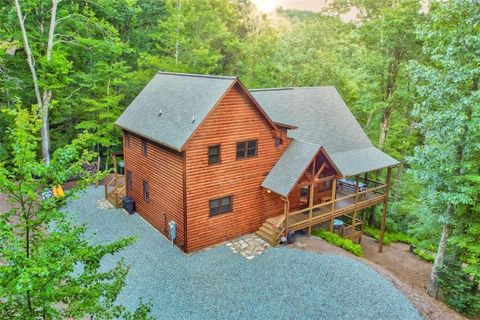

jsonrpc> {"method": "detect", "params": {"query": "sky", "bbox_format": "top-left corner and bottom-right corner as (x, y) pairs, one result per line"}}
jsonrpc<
(252, 0), (331, 12)
(251, 0), (359, 21)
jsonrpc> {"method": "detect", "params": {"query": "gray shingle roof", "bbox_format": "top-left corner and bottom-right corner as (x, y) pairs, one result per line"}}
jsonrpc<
(116, 73), (399, 196)
(251, 87), (372, 153)
(115, 72), (236, 150)
(261, 140), (321, 197)
(251, 87), (399, 171)
(330, 147), (399, 176)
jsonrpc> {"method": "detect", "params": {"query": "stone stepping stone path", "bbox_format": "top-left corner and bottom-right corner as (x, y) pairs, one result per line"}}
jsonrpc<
(97, 198), (114, 210)
(225, 234), (270, 260)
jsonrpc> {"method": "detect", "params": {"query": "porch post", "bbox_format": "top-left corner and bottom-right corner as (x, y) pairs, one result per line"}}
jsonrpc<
(308, 182), (314, 235)
(379, 167), (392, 253)
(354, 175), (359, 204)
(284, 198), (289, 238)
(330, 178), (337, 232)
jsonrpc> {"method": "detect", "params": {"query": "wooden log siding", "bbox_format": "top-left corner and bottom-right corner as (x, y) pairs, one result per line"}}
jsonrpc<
(123, 132), (185, 247)
(184, 84), (291, 252)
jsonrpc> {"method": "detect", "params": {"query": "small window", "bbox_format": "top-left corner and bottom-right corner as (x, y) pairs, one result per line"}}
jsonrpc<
(208, 145), (220, 165)
(236, 140), (257, 160)
(125, 132), (130, 148)
(143, 180), (149, 202)
(126, 170), (133, 191)
(275, 138), (283, 147)
(141, 138), (148, 156)
(209, 196), (232, 216)
(300, 186), (309, 197)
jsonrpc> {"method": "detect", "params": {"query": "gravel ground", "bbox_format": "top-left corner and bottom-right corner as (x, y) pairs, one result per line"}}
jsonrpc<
(65, 186), (422, 320)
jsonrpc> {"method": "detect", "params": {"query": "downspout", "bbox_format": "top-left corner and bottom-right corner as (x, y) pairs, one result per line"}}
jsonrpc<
(281, 196), (289, 238)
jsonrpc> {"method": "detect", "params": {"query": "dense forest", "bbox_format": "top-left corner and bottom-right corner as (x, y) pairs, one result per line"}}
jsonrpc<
(0, 0), (479, 318)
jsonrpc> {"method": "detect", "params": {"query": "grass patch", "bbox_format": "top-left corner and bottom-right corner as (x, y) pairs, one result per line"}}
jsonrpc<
(412, 248), (435, 263)
(312, 229), (363, 256)
(363, 227), (415, 245)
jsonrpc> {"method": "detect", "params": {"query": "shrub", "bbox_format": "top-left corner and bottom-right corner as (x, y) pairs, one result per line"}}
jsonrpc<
(363, 227), (415, 245)
(412, 248), (435, 263)
(312, 229), (363, 256)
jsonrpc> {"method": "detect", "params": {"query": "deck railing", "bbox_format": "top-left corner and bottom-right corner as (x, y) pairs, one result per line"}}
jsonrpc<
(104, 175), (125, 208)
(285, 183), (387, 232)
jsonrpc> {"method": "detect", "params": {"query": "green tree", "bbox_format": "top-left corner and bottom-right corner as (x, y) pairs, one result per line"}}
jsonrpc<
(409, 0), (480, 302)
(150, 0), (241, 74)
(0, 107), (152, 319)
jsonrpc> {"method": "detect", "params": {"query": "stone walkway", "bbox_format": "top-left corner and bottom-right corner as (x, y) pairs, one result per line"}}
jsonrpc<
(97, 198), (114, 210)
(225, 234), (270, 260)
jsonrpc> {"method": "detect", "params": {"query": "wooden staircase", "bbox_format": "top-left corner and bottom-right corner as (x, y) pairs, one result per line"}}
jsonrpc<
(256, 215), (285, 246)
(104, 175), (125, 208)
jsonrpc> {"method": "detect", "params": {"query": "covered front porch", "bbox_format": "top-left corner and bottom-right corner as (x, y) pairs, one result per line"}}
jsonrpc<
(258, 141), (395, 252)
(260, 175), (390, 245)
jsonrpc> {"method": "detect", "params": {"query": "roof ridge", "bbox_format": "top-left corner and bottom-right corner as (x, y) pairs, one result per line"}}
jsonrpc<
(250, 86), (334, 92)
(157, 71), (236, 80)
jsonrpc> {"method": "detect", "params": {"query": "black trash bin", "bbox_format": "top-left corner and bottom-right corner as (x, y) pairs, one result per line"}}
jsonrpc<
(287, 231), (296, 244)
(123, 196), (135, 214)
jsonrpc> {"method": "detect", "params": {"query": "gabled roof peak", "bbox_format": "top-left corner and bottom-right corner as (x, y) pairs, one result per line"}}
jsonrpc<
(156, 71), (236, 80)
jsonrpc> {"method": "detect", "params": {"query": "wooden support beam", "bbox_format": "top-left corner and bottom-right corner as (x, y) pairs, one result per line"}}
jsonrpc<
(330, 178), (337, 232)
(284, 198), (289, 238)
(299, 175), (335, 187)
(308, 182), (314, 235)
(352, 210), (357, 241)
(308, 157), (316, 235)
(379, 167), (392, 253)
(354, 175), (359, 204)
(314, 162), (327, 179)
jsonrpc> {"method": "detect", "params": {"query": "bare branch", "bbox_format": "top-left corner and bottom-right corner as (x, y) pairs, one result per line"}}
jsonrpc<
(13, 0), (43, 108)
(64, 86), (82, 100)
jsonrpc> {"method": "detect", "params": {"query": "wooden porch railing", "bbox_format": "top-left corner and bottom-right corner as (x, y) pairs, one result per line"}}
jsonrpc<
(104, 175), (125, 208)
(284, 184), (387, 235)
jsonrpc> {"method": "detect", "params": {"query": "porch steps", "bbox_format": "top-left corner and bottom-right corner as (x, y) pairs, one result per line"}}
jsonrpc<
(255, 218), (282, 246)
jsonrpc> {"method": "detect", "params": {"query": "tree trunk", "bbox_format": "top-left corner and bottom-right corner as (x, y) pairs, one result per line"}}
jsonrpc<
(15, 0), (58, 164)
(394, 162), (403, 202)
(378, 110), (391, 150)
(427, 204), (452, 297)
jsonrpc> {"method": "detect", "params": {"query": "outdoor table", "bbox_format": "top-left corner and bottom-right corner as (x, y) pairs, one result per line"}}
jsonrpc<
(333, 219), (345, 236)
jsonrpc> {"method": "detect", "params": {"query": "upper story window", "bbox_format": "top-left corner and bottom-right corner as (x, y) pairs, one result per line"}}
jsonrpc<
(141, 138), (148, 156)
(126, 170), (133, 191)
(125, 131), (131, 148)
(275, 138), (283, 147)
(208, 145), (221, 165)
(236, 140), (257, 160)
(209, 196), (232, 216)
(143, 180), (149, 202)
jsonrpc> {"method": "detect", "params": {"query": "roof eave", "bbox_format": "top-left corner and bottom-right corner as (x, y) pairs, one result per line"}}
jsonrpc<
(115, 123), (183, 152)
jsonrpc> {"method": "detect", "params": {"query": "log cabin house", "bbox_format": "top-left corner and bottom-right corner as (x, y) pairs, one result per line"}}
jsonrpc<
(114, 72), (399, 253)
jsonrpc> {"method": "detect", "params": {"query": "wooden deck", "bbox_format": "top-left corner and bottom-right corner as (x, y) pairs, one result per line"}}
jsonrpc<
(257, 184), (387, 245)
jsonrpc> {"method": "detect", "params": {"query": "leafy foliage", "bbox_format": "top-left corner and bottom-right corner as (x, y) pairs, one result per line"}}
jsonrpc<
(312, 229), (363, 257)
(363, 226), (414, 245)
(1, 0), (479, 316)
(438, 252), (480, 318)
(0, 108), (152, 319)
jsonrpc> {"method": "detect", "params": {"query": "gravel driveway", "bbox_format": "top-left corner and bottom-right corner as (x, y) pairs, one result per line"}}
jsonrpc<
(66, 187), (422, 320)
